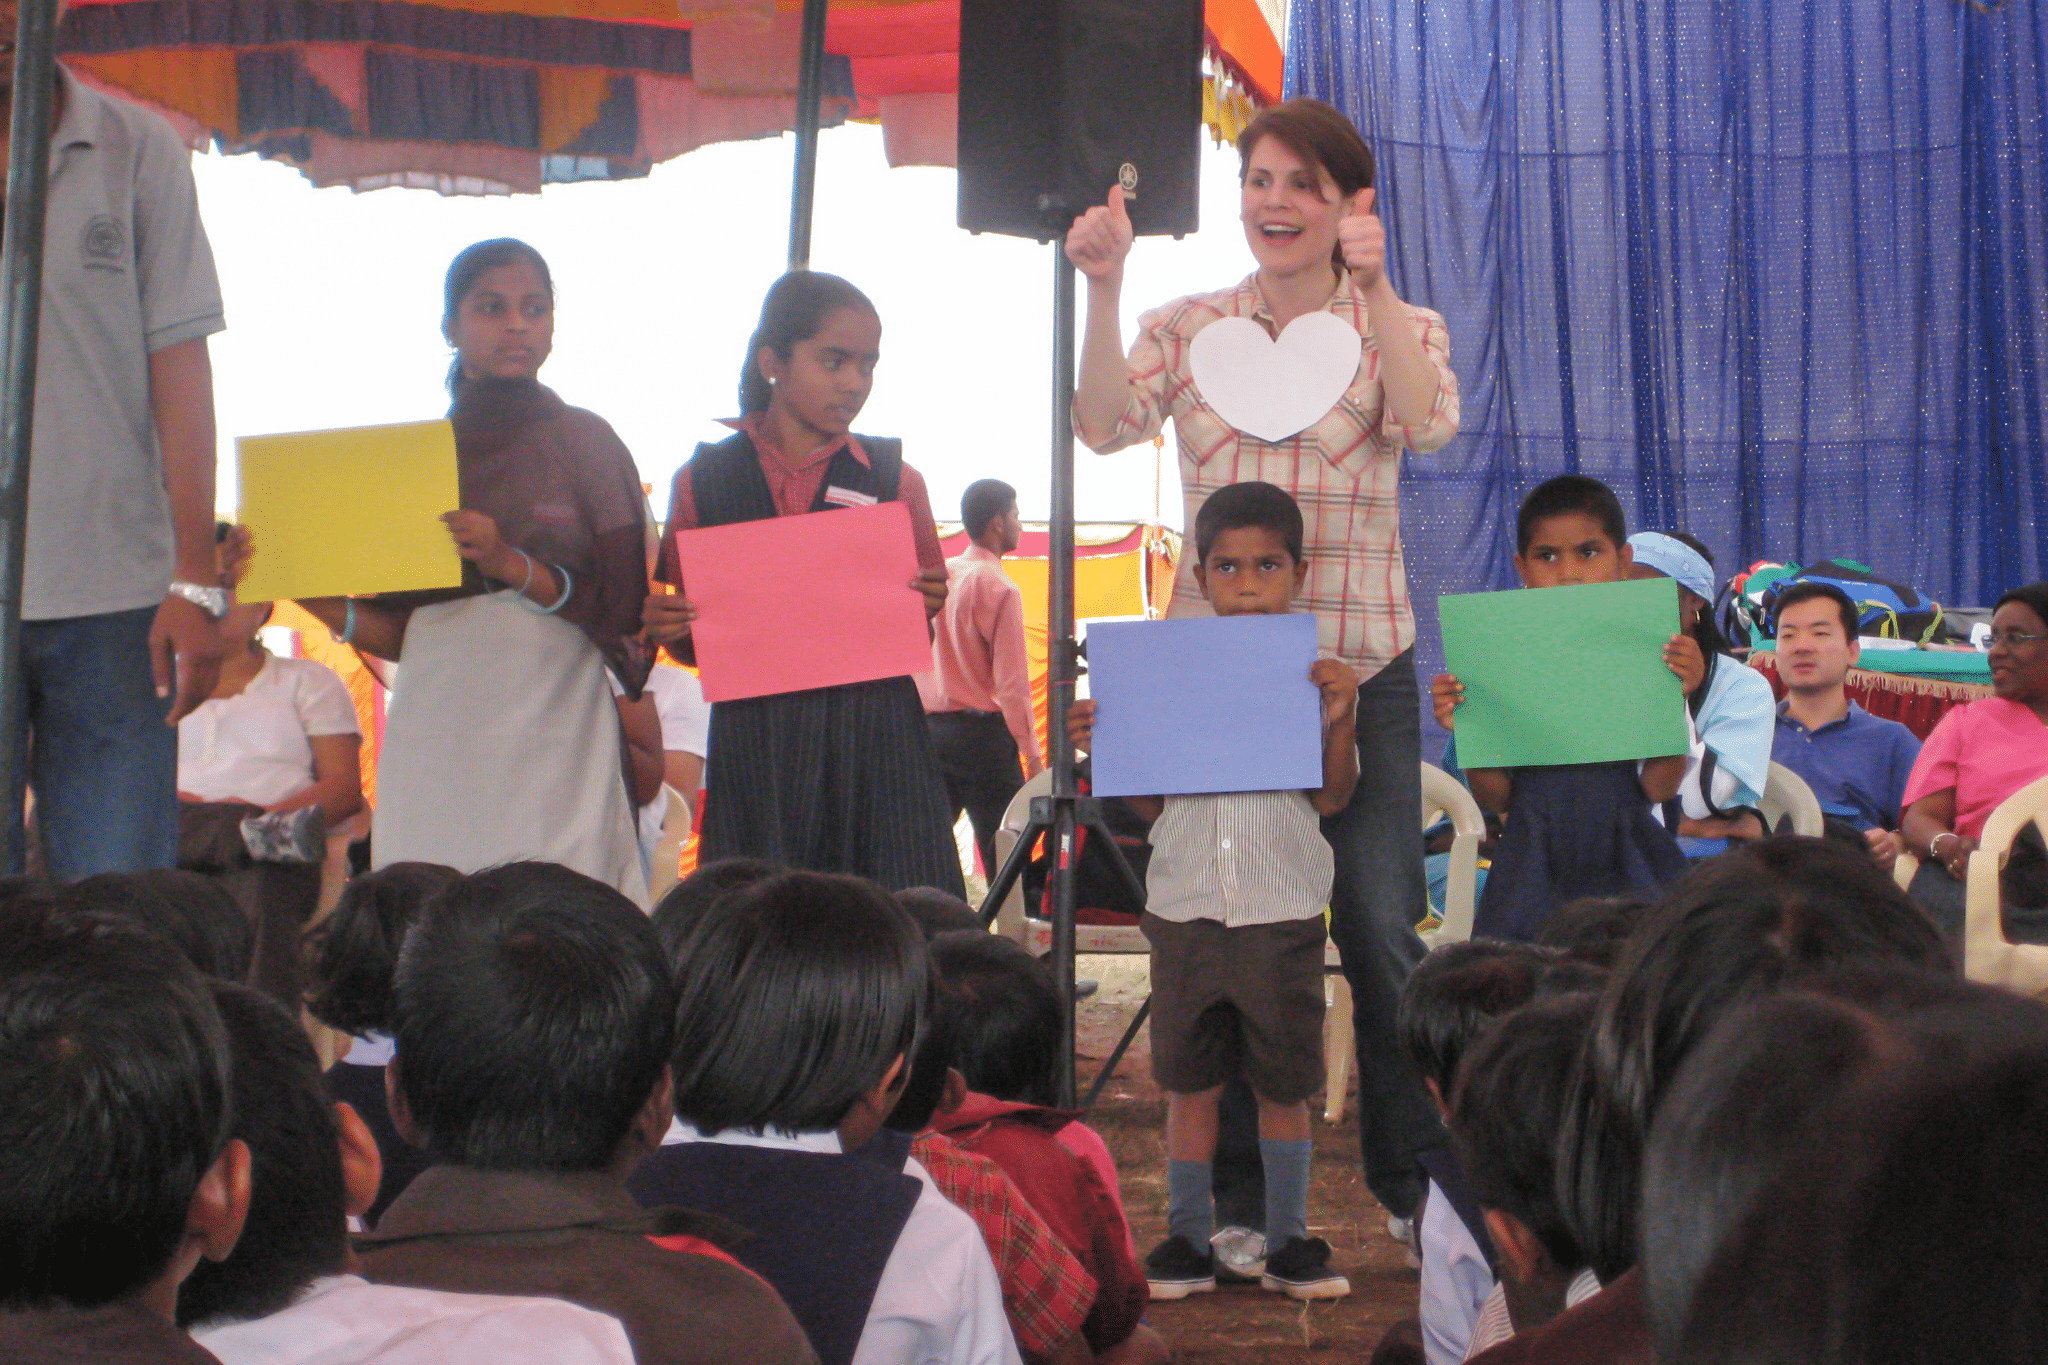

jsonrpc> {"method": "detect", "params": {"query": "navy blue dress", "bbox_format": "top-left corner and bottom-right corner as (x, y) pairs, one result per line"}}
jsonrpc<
(1472, 761), (1688, 943)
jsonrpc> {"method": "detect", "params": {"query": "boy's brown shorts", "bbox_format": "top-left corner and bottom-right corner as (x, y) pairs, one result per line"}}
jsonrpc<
(1140, 911), (1327, 1104)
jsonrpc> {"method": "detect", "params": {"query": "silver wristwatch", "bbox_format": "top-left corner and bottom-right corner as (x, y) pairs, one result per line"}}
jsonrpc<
(167, 579), (229, 619)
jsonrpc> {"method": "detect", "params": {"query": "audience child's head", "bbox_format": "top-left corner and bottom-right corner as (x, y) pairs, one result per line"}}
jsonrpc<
(1639, 968), (2033, 1360)
(897, 886), (983, 941)
(1626, 531), (1727, 649)
(177, 982), (381, 1329)
(1666, 980), (2048, 1365)
(303, 862), (459, 1040)
(650, 857), (779, 968)
(927, 931), (1063, 1108)
(1398, 938), (1557, 1113)
(389, 862), (677, 1174)
(1989, 581), (2048, 707)
(739, 270), (881, 435)
(0, 909), (248, 1314)
(1513, 476), (1630, 588)
(670, 872), (925, 1148)
(1772, 581), (1863, 693)
(1557, 835), (1950, 1282)
(1450, 993), (1599, 1314)
(1536, 896), (1649, 970)
(442, 238), (554, 388)
(62, 869), (253, 983)
(962, 479), (1022, 554)
(1192, 481), (1309, 617)
(885, 975), (958, 1136)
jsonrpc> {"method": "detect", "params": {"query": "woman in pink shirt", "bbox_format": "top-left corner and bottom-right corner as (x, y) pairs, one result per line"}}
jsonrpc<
(1901, 582), (2048, 940)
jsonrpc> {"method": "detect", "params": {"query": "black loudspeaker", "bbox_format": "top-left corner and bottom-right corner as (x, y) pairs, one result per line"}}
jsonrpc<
(957, 0), (1203, 241)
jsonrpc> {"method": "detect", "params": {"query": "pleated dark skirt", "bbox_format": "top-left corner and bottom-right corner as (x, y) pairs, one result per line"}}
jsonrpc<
(701, 674), (966, 895)
(1473, 761), (1689, 943)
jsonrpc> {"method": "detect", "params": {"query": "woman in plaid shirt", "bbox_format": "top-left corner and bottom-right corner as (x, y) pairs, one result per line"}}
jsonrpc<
(1064, 98), (1460, 1232)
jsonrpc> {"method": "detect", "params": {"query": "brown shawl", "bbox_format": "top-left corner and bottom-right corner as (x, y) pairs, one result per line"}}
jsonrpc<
(384, 377), (653, 695)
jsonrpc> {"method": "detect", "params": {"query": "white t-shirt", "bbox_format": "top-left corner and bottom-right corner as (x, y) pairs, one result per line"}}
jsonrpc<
(177, 654), (359, 808)
(1419, 1177), (1493, 1365)
(622, 666), (712, 857)
(663, 1124), (1021, 1365)
(192, 1273), (636, 1365)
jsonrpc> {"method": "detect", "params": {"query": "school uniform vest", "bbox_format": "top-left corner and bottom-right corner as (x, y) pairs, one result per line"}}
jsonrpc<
(627, 1140), (921, 1365)
(679, 430), (965, 894)
(687, 431), (905, 527)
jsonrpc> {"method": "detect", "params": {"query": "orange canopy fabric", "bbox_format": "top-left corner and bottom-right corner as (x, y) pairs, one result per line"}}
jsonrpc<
(58, 0), (1281, 192)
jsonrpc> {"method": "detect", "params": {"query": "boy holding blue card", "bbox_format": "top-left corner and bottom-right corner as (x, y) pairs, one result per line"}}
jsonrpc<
(1069, 482), (1359, 1303)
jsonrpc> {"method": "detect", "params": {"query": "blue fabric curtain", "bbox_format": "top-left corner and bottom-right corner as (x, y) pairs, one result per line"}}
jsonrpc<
(1290, 0), (2048, 694)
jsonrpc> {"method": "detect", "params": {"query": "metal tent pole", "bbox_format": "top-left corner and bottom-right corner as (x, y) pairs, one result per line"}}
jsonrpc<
(0, 0), (61, 873)
(785, 0), (829, 269)
(1045, 243), (1080, 1107)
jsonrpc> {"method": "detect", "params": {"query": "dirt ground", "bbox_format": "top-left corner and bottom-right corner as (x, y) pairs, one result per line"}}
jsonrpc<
(1073, 954), (1415, 1362)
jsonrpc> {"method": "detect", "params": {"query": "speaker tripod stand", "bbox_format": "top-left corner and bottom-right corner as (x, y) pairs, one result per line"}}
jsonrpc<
(974, 241), (1153, 1111)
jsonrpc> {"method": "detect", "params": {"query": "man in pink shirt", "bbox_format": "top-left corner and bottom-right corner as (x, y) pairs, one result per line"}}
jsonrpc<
(923, 480), (1046, 878)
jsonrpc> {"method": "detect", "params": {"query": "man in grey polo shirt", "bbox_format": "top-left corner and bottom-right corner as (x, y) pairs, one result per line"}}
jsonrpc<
(3, 26), (228, 879)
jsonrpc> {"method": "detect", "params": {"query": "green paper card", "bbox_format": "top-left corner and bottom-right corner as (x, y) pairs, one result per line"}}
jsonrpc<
(1439, 578), (1689, 769)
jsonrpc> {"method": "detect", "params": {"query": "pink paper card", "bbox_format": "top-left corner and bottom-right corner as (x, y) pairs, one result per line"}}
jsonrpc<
(674, 500), (932, 703)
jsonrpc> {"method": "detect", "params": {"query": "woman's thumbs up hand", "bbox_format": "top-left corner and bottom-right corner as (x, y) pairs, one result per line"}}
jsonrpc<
(1064, 184), (1135, 283)
(1337, 188), (1385, 289)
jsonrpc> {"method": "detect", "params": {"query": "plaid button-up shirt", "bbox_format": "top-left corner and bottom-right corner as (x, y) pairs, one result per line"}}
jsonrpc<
(1088, 271), (1460, 679)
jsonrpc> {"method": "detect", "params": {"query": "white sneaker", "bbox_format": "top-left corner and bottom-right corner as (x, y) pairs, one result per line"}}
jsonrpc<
(1209, 1225), (1268, 1282)
(1386, 1214), (1421, 1270)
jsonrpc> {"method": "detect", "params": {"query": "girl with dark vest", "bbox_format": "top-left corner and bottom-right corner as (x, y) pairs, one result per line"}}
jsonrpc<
(647, 272), (963, 894)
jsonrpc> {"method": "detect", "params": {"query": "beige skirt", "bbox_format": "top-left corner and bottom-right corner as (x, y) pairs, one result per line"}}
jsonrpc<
(373, 591), (648, 906)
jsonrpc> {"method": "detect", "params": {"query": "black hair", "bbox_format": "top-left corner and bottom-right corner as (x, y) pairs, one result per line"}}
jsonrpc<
(1535, 897), (1649, 970)
(886, 974), (951, 1135)
(1671, 990), (2048, 1365)
(1450, 992), (1598, 1272)
(442, 238), (553, 391)
(391, 863), (676, 1171)
(650, 857), (780, 971)
(1397, 939), (1557, 1097)
(63, 870), (253, 983)
(0, 909), (230, 1309)
(303, 863), (460, 1038)
(927, 931), (1062, 1109)
(738, 270), (878, 415)
(896, 887), (983, 941)
(1193, 480), (1306, 565)
(670, 872), (925, 1135)
(177, 983), (345, 1329)
(961, 479), (1018, 542)
(1515, 476), (1627, 556)
(1556, 836), (1950, 1282)
(1994, 581), (2048, 631)
(1771, 580), (1862, 640)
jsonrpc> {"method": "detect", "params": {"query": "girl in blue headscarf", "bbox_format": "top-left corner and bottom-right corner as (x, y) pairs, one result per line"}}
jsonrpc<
(1627, 532), (1778, 857)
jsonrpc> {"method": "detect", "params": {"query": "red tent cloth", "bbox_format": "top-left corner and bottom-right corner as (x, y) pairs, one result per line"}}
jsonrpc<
(57, 0), (1281, 192)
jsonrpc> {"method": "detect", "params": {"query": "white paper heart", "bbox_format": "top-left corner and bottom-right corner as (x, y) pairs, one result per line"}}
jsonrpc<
(1187, 311), (1364, 444)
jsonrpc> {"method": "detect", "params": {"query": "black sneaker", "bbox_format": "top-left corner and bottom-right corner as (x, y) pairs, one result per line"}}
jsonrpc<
(1261, 1236), (1352, 1300)
(1144, 1234), (1217, 1300)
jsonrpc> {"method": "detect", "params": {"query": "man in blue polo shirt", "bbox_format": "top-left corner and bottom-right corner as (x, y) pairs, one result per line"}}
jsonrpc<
(1769, 581), (1920, 872)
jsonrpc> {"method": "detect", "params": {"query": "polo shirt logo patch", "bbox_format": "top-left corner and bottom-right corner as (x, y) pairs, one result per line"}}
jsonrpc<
(81, 215), (128, 272)
(822, 485), (878, 508)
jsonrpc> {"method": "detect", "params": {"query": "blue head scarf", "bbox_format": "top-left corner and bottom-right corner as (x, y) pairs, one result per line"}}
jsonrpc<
(1627, 533), (1716, 603)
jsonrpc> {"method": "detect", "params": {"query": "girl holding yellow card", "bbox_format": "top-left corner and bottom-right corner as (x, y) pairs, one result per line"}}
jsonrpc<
(298, 239), (653, 901)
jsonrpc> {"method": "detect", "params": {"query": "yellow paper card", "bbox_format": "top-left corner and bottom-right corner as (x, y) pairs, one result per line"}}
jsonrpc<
(236, 421), (464, 604)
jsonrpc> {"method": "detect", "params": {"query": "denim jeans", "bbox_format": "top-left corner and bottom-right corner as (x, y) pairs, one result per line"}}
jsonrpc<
(8, 606), (178, 880)
(1320, 648), (1445, 1218)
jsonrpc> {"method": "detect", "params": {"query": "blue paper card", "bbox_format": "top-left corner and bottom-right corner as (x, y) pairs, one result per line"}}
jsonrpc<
(1087, 614), (1324, 798)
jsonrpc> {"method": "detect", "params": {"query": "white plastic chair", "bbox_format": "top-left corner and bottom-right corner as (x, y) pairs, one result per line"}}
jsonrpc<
(1960, 774), (2048, 998)
(1324, 763), (1487, 1121)
(1758, 761), (1826, 837)
(647, 784), (692, 904)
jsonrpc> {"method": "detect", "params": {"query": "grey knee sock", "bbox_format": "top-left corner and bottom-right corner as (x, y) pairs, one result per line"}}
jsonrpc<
(1166, 1159), (1215, 1248)
(1261, 1138), (1314, 1247)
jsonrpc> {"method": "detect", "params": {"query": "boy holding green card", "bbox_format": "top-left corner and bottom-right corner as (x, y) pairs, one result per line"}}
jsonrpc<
(1430, 476), (1692, 941)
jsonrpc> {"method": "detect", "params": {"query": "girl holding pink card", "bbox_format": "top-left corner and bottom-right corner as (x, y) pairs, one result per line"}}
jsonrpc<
(645, 272), (963, 895)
